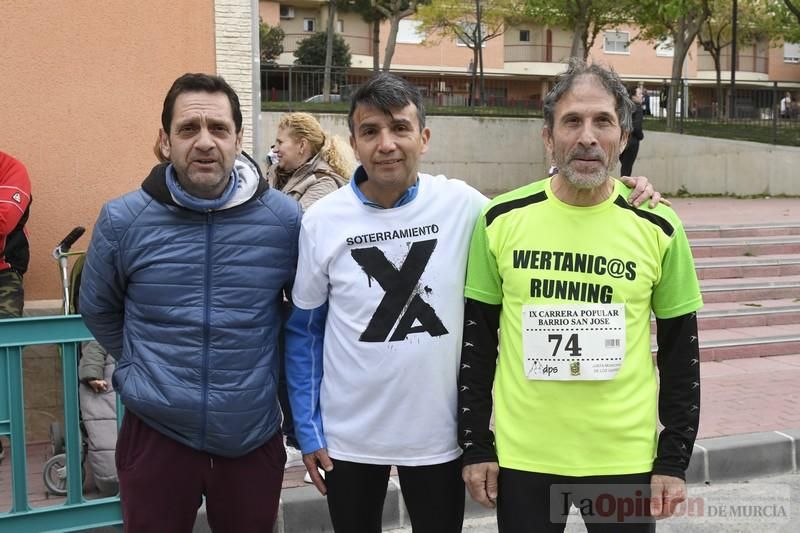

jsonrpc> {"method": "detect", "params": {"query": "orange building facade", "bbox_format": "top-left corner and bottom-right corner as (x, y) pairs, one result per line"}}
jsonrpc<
(1, 1), (262, 302)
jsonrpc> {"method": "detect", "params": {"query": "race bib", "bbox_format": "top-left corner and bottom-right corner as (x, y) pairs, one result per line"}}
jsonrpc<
(522, 303), (626, 381)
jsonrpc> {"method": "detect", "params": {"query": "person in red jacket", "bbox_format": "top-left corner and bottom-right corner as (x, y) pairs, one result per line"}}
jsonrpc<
(0, 150), (32, 463)
(0, 151), (32, 316)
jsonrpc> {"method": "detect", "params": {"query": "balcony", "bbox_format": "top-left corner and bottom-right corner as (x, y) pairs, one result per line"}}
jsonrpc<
(504, 43), (571, 64)
(282, 32), (370, 56)
(697, 52), (769, 76)
(277, 0), (326, 8)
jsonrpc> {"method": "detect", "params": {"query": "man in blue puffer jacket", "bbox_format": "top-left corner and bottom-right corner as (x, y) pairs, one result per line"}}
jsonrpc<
(79, 73), (301, 533)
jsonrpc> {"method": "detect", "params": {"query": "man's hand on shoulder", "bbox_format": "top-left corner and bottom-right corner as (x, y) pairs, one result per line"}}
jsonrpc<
(303, 448), (334, 495)
(463, 462), (499, 508)
(650, 474), (686, 519)
(620, 175), (671, 208)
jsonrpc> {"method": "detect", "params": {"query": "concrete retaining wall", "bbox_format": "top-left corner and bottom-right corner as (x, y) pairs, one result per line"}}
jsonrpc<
(262, 112), (800, 196)
(635, 133), (800, 197)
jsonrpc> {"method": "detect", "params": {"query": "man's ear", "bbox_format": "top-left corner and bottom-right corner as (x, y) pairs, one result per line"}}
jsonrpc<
(159, 129), (170, 160)
(236, 128), (244, 155)
(350, 135), (361, 162)
(419, 127), (431, 155)
(541, 126), (554, 154)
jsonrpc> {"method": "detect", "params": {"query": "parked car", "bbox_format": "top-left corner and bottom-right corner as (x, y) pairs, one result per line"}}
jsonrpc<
(304, 94), (342, 103)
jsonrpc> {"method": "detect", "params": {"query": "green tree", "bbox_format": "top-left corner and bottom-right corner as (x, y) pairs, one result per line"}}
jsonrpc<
(417, 0), (525, 104)
(322, 1), (372, 99)
(259, 19), (285, 63)
(346, 0), (388, 71)
(632, 0), (712, 130)
(323, 1), (338, 102)
(784, 0), (800, 25)
(294, 31), (353, 67)
(341, 0), (433, 72)
(374, 0), (427, 71)
(522, 0), (628, 60)
(294, 31), (352, 95)
(698, 0), (782, 118)
(772, 0), (800, 41)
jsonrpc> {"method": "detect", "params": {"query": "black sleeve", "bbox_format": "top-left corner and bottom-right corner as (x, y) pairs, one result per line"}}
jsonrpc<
(459, 297), (502, 466)
(653, 312), (701, 479)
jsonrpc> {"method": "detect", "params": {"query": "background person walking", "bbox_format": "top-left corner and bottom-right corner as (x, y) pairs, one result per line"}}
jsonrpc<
(619, 85), (645, 178)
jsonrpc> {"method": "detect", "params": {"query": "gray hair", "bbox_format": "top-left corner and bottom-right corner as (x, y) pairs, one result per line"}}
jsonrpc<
(348, 73), (426, 134)
(542, 59), (633, 136)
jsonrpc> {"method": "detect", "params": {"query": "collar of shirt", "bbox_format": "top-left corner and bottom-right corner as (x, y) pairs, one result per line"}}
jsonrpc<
(350, 165), (419, 209)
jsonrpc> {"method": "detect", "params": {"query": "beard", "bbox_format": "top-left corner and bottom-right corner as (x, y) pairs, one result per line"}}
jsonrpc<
(555, 145), (618, 190)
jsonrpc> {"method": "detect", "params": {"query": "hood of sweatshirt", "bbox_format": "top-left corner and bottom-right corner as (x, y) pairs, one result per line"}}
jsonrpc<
(141, 152), (269, 211)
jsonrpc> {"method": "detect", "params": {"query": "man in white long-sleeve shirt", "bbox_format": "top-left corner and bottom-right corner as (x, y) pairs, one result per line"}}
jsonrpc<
(285, 72), (662, 533)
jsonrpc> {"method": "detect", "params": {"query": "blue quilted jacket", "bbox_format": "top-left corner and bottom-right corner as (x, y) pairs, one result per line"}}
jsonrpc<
(79, 156), (301, 457)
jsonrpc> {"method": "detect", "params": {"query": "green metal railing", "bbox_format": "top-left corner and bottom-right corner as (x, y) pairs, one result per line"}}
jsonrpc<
(0, 315), (122, 532)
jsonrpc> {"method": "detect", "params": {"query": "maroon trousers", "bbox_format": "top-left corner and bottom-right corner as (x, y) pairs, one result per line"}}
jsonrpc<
(116, 411), (285, 532)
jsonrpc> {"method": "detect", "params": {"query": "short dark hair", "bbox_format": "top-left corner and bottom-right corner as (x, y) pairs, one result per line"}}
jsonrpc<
(543, 59), (633, 135)
(348, 73), (426, 134)
(161, 73), (243, 134)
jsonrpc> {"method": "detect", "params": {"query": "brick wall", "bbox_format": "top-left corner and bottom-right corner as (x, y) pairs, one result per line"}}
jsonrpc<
(215, 0), (258, 154)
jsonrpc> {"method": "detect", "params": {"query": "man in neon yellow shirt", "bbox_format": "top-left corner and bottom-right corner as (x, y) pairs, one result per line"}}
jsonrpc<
(460, 60), (702, 532)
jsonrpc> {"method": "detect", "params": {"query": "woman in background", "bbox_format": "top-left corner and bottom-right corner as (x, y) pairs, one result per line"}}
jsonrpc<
(268, 112), (355, 211)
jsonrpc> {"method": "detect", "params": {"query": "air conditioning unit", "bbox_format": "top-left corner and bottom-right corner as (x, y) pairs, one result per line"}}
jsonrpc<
(279, 6), (295, 19)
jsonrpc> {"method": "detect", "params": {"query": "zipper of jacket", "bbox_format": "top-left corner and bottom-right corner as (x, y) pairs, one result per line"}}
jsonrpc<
(200, 210), (213, 448)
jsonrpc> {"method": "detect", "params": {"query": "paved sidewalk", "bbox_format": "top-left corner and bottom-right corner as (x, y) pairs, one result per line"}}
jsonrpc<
(669, 197), (800, 440)
(700, 355), (800, 438)
(667, 197), (800, 226)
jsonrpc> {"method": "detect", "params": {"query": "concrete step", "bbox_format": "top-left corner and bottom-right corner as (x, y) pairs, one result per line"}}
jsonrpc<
(694, 254), (800, 280)
(655, 220), (800, 360)
(649, 299), (800, 330)
(652, 324), (800, 362)
(686, 222), (800, 240)
(698, 275), (800, 303)
(695, 299), (800, 330)
(690, 235), (800, 258)
(698, 333), (800, 362)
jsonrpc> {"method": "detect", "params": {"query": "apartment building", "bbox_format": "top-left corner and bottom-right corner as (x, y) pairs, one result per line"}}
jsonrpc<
(261, 0), (800, 109)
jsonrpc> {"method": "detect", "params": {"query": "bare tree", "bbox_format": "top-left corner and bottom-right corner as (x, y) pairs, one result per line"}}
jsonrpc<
(633, 0), (712, 129)
(373, 0), (422, 71)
